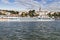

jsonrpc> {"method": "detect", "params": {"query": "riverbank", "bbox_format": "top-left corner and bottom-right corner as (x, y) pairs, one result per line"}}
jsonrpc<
(0, 18), (55, 22)
(0, 18), (8, 21)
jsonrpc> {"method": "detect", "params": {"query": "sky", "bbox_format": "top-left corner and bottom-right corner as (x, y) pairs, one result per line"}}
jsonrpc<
(0, 0), (60, 11)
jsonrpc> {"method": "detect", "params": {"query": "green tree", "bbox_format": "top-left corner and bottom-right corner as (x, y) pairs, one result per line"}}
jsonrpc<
(57, 12), (60, 17)
(47, 12), (52, 18)
(8, 11), (19, 14)
(20, 12), (28, 17)
(28, 10), (36, 17)
(52, 12), (57, 18)
(0, 12), (6, 15)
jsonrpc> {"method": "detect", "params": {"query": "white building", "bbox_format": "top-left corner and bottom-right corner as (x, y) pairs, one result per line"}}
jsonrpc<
(36, 11), (50, 18)
(5, 12), (11, 16)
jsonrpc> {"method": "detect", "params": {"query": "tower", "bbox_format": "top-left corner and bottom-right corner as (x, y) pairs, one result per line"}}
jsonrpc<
(39, 7), (41, 12)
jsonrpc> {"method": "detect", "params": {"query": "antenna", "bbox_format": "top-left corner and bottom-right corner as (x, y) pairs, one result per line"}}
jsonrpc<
(39, 7), (41, 12)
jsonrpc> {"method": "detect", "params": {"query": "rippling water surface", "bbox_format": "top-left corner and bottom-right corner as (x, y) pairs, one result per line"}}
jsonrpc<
(0, 21), (60, 40)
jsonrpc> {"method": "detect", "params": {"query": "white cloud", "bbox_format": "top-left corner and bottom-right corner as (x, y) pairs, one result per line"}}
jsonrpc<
(1, 0), (60, 11)
(11, 0), (41, 10)
(1, 0), (41, 10)
(46, 1), (60, 11)
(1, 0), (10, 4)
(41, 0), (47, 4)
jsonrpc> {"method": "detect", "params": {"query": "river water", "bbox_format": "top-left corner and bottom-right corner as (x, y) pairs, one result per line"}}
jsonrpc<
(0, 21), (60, 40)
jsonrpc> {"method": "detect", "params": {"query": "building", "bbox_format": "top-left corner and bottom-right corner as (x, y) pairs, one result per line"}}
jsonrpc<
(36, 8), (50, 18)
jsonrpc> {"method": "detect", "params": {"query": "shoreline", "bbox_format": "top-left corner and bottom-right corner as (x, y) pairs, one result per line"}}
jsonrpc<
(0, 17), (55, 22)
(0, 19), (55, 22)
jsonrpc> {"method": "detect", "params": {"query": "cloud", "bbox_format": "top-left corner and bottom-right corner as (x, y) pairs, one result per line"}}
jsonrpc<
(1, 0), (41, 10)
(14, 0), (41, 10)
(46, 1), (60, 11)
(1, 0), (60, 11)
(1, 0), (10, 4)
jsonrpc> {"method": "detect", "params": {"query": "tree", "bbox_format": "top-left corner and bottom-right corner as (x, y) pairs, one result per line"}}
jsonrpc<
(0, 12), (6, 15)
(28, 10), (36, 17)
(57, 12), (60, 17)
(8, 11), (19, 14)
(47, 12), (52, 18)
(20, 12), (28, 17)
(52, 12), (57, 18)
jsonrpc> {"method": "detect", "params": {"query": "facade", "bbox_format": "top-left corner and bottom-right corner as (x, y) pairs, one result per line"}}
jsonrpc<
(36, 11), (50, 18)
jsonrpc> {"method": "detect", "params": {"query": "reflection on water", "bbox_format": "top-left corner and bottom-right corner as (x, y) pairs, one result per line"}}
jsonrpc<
(0, 21), (60, 40)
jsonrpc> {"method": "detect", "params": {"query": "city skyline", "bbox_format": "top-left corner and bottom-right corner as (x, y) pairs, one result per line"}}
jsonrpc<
(0, 0), (60, 11)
